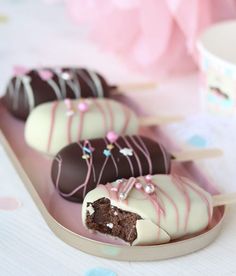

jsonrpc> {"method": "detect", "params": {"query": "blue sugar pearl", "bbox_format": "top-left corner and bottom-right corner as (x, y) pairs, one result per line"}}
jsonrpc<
(83, 146), (92, 154)
(103, 149), (111, 157)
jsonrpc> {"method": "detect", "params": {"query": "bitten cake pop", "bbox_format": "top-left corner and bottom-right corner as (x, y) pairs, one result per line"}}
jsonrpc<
(51, 135), (222, 203)
(24, 98), (181, 155)
(3, 66), (155, 120)
(82, 174), (213, 245)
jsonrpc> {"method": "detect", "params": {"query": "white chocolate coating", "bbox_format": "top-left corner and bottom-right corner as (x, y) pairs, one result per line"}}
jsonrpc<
(24, 98), (138, 155)
(82, 174), (213, 246)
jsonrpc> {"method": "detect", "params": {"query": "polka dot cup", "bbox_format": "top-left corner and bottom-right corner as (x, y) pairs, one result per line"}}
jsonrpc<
(198, 20), (236, 115)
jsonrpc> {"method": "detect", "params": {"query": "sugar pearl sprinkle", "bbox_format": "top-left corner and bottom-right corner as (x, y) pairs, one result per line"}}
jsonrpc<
(61, 71), (72, 80)
(119, 147), (133, 156)
(106, 131), (119, 144)
(13, 65), (28, 77)
(113, 177), (156, 200)
(144, 184), (155, 194)
(106, 144), (114, 150)
(119, 192), (125, 200)
(135, 182), (142, 190)
(38, 69), (53, 81)
(145, 174), (152, 181)
(66, 110), (74, 117)
(103, 149), (111, 157)
(83, 146), (93, 154)
(82, 154), (90, 160)
(78, 102), (89, 112)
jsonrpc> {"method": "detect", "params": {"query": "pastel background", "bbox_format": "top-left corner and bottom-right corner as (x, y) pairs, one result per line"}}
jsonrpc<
(58, 0), (236, 77)
(1, 1), (236, 275)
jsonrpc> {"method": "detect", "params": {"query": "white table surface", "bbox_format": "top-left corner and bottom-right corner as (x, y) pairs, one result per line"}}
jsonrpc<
(1, 1), (236, 275)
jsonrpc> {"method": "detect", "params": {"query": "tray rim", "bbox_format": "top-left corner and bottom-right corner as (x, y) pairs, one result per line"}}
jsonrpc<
(0, 130), (227, 261)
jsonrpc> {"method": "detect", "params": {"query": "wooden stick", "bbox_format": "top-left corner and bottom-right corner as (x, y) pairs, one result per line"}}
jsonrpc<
(139, 115), (184, 126)
(173, 148), (223, 162)
(213, 193), (236, 207)
(112, 82), (158, 94)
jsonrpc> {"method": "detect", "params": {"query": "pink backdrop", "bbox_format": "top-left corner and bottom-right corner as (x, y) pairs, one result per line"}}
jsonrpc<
(56, 0), (236, 77)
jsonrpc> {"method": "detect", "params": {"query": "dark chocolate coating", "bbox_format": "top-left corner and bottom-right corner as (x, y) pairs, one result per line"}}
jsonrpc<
(51, 135), (171, 203)
(3, 67), (110, 120)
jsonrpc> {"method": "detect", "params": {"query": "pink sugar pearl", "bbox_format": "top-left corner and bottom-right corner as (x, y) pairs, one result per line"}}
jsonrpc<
(106, 131), (119, 143)
(13, 65), (28, 76)
(78, 102), (89, 112)
(38, 69), (53, 80)
(64, 98), (72, 108)
(135, 182), (142, 190)
(145, 174), (152, 181)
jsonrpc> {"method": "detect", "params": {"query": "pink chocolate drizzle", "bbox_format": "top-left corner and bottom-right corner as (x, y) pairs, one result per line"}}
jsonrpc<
(93, 99), (108, 134)
(120, 104), (132, 134)
(102, 174), (212, 239)
(55, 136), (166, 200)
(122, 137), (143, 176)
(104, 139), (119, 178)
(67, 112), (74, 143)
(47, 101), (59, 152)
(105, 99), (114, 131)
(114, 141), (135, 175)
(130, 136), (153, 174)
(174, 175), (212, 225)
(47, 98), (133, 154)
(56, 141), (94, 198)
(77, 110), (84, 141)
(172, 174), (191, 231)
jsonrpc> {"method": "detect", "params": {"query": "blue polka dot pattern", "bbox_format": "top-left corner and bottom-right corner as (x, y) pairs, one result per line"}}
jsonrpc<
(187, 135), (207, 148)
(85, 267), (117, 276)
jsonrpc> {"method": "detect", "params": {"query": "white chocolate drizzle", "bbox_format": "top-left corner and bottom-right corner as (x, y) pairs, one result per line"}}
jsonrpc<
(7, 68), (106, 115)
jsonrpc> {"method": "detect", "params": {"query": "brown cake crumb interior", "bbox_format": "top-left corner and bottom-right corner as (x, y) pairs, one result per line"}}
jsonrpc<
(86, 198), (142, 244)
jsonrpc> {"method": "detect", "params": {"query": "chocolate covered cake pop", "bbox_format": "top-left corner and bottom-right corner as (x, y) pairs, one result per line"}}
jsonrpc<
(51, 135), (171, 203)
(4, 67), (110, 120)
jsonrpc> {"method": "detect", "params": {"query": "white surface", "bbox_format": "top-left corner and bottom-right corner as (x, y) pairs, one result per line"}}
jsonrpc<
(1, 1), (236, 275)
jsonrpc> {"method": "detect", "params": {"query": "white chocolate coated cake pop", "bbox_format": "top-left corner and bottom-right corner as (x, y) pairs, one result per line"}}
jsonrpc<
(25, 98), (138, 155)
(82, 174), (213, 246)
